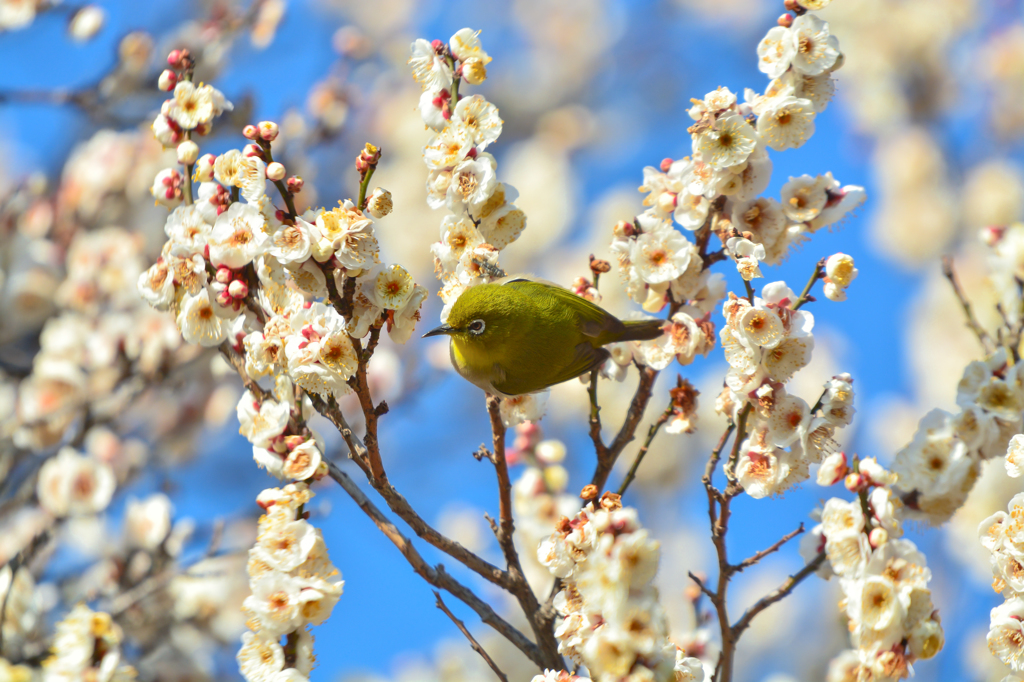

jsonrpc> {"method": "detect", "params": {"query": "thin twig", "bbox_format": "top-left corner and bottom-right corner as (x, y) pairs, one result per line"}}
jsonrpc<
(434, 591), (509, 682)
(792, 258), (825, 311)
(326, 460), (545, 667)
(731, 523), (804, 574)
(590, 366), (659, 492)
(731, 551), (827, 638)
(941, 255), (994, 353)
(617, 400), (674, 496)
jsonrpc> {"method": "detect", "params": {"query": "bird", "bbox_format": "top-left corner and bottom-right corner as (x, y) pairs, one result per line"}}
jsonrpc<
(422, 278), (665, 396)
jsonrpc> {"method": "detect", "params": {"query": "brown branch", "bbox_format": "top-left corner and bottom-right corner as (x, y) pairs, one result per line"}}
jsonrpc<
(791, 258), (825, 311)
(219, 343), (269, 402)
(587, 370), (608, 464)
(731, 551), (827, 638)
(590, 365), (658, 492)
(434, 591), (509, 682)
(486, 396), (565, 670)
(617, 400), (674, 496)
(731, 523), (804, 574)
(941, 255), (994, 353)
(326, 460), (545, 668)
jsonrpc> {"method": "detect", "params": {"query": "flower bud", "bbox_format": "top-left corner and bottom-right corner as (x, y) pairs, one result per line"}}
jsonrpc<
(69, 6), (105, 41)
(194, 153), (216, 182)
(157, 69), (177, 91)
(656, 191), (677, 214)
(981, 225), (1006, 247)
(613, 219), (635, 239)
(287, 176), (304, 193)
(543, 465), (568, 492)
(266, 162), (286, 181)
(783, 0), (801, 10)
(150, 168), (182, 209)
(228, 279), (248, 299)
(215, 266), (233, 284)
(536, 439), (566, 464)
(430, 38), (444, 54)
(243, 125), (259, 140)
(216, 290), (233, 307)
(843, 472), (863, 492)
(194, 121), (212, 136)
(176, 140), (199, 166)
(167, 48), (188, 68)
(868, 527), (888, 548)
(589, 255), (611, 275)
(244, 143), (264, 159)
(660, 157), (674, 172)
(580, 484), (598, 500)
(258, 120), (279, 141)
(778, 13), (793, 27)
(366, 187), (393, 218)
(823, 281), (847, 302)
(461, 57), (487, 85)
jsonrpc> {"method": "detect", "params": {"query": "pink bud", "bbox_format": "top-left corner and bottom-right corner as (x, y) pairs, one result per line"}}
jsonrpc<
(243, 124), (259, 140)
(158, 69), (177, 91)
(778, 13), (793, 27)
(287, 176), (304, 193)
(228, 279), (248, 299)
(243, 143), (264, 159)
(176, 140), (199, 166)
(194, 121), (212, 136)
(660, 157), (673, 172)
(266, 162), (286, 181)
(167, 49), (182, 67)
(258, 121), (279, 141)
(195, 153), (216, 182)
(466, 147), (478, 159)
(431, 38), (444, 54)
(982, 225), (1006, 247)
(216, 290), (233, 307)
(844, 473), (863, 492)
(355, 156), (368, 172)
(215, 266), (233, 284)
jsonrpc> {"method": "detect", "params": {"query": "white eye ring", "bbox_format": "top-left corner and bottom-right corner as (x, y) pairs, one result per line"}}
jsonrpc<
(469, 319), (485, 335)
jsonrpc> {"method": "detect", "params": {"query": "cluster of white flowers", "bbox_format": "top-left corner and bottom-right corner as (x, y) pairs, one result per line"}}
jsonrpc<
(410, 29), (549, 425)
(537, 494), (704, 682)
(238, 483), (342, 682)
(980, 492), (1024, 673)
(236, 383), (328, 481)
(718, 285), (855, 498)
(41, 604), (137, 682)
(889, 347), (1023, 525)
(808, 458), (943, 682)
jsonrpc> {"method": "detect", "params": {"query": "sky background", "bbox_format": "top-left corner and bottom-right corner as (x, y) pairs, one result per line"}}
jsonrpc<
(3, 0), (1022, 680)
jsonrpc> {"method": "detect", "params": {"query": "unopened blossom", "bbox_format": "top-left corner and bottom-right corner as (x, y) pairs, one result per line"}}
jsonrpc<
(818, 451), (848, 486)
(151, 167), (183, 208)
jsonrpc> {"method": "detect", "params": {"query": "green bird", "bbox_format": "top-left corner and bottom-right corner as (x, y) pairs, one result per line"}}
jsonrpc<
(422, 278), (665, 396)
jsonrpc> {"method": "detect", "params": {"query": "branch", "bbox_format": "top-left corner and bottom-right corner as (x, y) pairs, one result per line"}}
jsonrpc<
(326, 460), (545, 668)
(730, 523), (804, 574)
(486, 396), (565, 670)
(434, 591), (509, 682)
(791, 258), (825, 311)
(587, 370), (608, 464)
(731, 551), (827, 638)
(590, 365), (658, 492)
(941, 255), (994, 353)
(617, 400), (674, 496)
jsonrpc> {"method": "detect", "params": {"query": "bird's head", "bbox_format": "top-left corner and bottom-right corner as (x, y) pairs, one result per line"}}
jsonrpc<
(421, 284), (511, 346)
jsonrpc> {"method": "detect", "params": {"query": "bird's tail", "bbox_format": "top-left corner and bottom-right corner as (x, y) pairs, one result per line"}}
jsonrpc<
(617, 318), (666, 342)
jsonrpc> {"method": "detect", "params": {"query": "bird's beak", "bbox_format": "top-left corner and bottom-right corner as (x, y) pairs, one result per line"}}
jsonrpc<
(422, 324), (455, 338)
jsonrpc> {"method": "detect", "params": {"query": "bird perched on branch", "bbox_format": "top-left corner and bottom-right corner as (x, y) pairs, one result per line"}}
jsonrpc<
(423, 278), (664, 396)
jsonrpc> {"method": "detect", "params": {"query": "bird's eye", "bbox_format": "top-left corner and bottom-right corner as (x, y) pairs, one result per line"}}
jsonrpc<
(469, 319), (485, 335)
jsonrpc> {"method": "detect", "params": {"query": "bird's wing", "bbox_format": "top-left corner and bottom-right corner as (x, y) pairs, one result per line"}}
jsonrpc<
(502, 279), (625, 340)
(492, 342), (609, 395)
